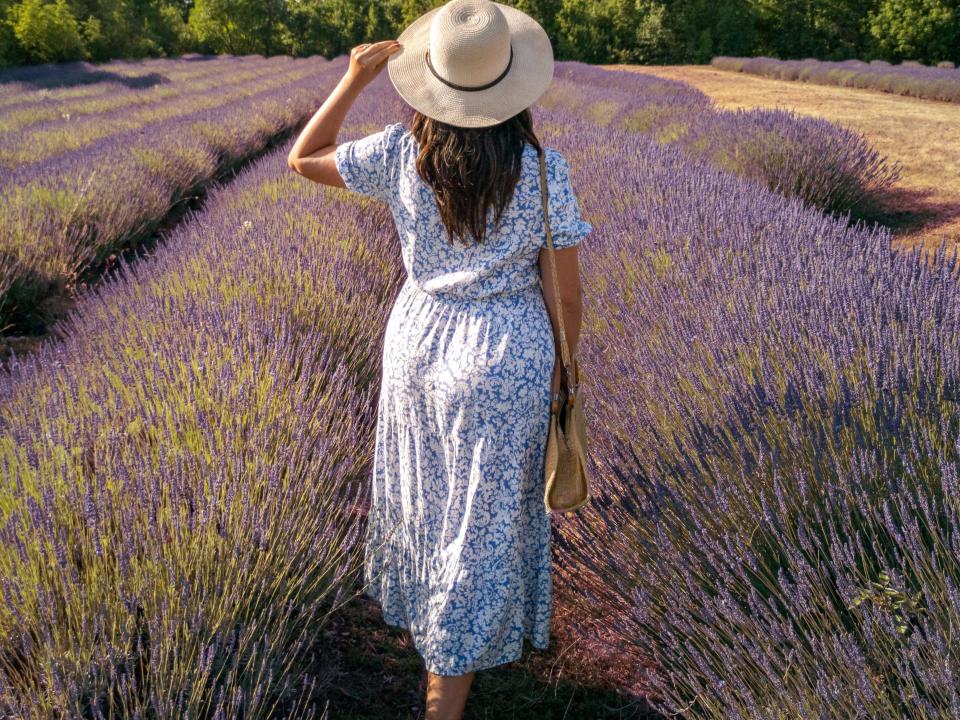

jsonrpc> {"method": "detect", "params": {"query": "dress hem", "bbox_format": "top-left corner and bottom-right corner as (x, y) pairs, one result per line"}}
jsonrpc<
(362, 587), (551, 676)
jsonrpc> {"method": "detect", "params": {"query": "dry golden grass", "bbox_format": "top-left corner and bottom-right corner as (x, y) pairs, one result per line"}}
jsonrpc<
(602, 64), (960, 253)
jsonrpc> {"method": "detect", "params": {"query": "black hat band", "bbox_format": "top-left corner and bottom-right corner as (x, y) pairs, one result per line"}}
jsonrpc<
(425, 44), (513, 92)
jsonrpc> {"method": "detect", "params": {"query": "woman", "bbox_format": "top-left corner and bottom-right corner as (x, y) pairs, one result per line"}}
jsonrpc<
(287, 1), (592, 717)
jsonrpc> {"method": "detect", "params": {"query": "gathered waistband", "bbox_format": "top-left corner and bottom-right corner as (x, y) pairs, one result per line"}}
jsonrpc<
(403, 278), (542, 306)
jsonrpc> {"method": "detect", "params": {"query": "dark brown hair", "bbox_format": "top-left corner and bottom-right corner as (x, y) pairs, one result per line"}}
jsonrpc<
(410, 108), (542, 246)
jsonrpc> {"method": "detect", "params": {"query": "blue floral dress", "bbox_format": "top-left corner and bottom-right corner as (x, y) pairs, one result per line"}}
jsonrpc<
(334, 121), (592, 676)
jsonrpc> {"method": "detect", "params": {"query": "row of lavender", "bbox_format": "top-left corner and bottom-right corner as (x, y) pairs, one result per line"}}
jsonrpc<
(0, 56), (320, 162)
(712, 55), (960, 103)
(0, 55), (347, 335)
(0, 81), (409, 717)
(2, 67), (958, 716)
(0, 53), (249, 95)
(550, 62), (900, 223)
(548, 114), (960, 715)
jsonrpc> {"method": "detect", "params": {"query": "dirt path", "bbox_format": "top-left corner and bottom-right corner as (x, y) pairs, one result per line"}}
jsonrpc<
(311, 579), (662, 719)
(602, 64), (960, 253)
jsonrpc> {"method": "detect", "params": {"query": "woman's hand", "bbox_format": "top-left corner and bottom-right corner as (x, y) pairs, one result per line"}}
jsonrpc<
(345, 40), (402, 89)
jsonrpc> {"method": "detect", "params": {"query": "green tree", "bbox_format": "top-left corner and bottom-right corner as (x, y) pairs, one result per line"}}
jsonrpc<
(63, 0), (186, 60)
(511, 0), (562, 43)
(615, 0), (673, 63)
(750, 0), (824, 57)
(813, 0), (876, 59)
(0, 0), (26, 64)
(189, 0), (288, 55)
(152, 2), (192, 56)
(7, 0), (86, 62)
(2, 0), (959, 70)
(282, 0), (335, 56)
(303, 0), (372, 54)
(867, 0), (958, 62)
(554, 0), (612, 62)
(365, 0), (401, 41)
(554, 0), (673, 63)
(663, 0), (756, 63)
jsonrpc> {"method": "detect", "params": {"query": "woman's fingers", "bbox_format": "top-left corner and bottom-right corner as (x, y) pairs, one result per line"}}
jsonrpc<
(363, 41), (402, 68)
(362, 39), (396, 52)
(348, 40), (402, 85)
(356, 40), (400, 64)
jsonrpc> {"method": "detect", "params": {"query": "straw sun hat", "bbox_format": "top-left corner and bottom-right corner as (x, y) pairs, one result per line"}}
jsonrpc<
(386, 0), (554, 128)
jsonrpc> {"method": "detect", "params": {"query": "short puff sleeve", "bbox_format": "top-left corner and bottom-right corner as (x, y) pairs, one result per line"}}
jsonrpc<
(334, 122), (405, 201)
(542, 148), (593, 250)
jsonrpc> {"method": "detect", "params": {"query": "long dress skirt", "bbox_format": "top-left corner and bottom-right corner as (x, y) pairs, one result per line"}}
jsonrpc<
(362, 277), (556, 676)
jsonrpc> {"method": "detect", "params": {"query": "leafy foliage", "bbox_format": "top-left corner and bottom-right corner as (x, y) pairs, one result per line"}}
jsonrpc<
(2, 0), (960, 67)
(867, 0), (959, 64)
(7, 0), (84, 62)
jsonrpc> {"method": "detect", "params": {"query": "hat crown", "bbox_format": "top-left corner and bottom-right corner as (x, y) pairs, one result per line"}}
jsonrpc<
(428, 0), (511, 88)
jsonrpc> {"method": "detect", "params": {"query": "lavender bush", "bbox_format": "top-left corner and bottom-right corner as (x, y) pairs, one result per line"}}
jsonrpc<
(0, 57), (317, 165)
(680, 108), (899, 218)
(540, 110), (960, 717)
(0, 55), (347, 334)
(0, 85), (408, 717)
(0, 54), (246, 94)
(712, 55), (960, 104)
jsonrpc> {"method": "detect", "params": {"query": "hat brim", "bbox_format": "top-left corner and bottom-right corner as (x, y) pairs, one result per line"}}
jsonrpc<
(387, 3), (554, 128)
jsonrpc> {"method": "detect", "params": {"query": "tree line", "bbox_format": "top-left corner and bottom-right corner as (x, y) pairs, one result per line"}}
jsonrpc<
(1, 0), (958, 68)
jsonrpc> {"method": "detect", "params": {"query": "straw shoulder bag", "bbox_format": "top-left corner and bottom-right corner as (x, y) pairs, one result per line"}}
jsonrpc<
(538, 149), (591, 515)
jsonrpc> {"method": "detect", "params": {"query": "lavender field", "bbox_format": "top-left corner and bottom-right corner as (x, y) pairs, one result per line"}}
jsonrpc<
(1, 57), (902, 344)
(0, 55), (346, 336)
(712, 56), (960, 104)
(1, 60), (958, 718)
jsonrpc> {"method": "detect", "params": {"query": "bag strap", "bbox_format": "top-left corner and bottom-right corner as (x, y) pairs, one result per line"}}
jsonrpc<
(538, 149), (576, 392)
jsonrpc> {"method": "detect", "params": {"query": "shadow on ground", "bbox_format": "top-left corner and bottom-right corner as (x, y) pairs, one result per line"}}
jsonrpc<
(0, 61), (169, 89)
(309, 579), (669, 720)
(876, 185), (960, 248)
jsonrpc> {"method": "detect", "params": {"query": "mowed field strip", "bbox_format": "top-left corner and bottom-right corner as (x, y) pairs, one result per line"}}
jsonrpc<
(605, 64), (960, 253)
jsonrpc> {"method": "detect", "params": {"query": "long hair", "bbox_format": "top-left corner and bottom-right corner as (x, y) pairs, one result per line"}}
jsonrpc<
(410, 108), (542, 246)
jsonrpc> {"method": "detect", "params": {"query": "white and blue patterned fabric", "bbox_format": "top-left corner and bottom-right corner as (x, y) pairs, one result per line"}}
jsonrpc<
(335, 121), (592, 675)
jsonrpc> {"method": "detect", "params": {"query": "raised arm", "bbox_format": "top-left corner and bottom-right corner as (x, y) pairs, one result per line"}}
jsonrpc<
(287, 40), (402, 187)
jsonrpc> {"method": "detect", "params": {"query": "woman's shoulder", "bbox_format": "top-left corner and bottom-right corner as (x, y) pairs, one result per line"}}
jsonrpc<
(527, 145), (571, 185)
(387, 122), (420, 162)
(542, 146), (568, 169)
(525, 143), (566, 166)
(522, 142), (559, 157)
(377, 122), (409, 150)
